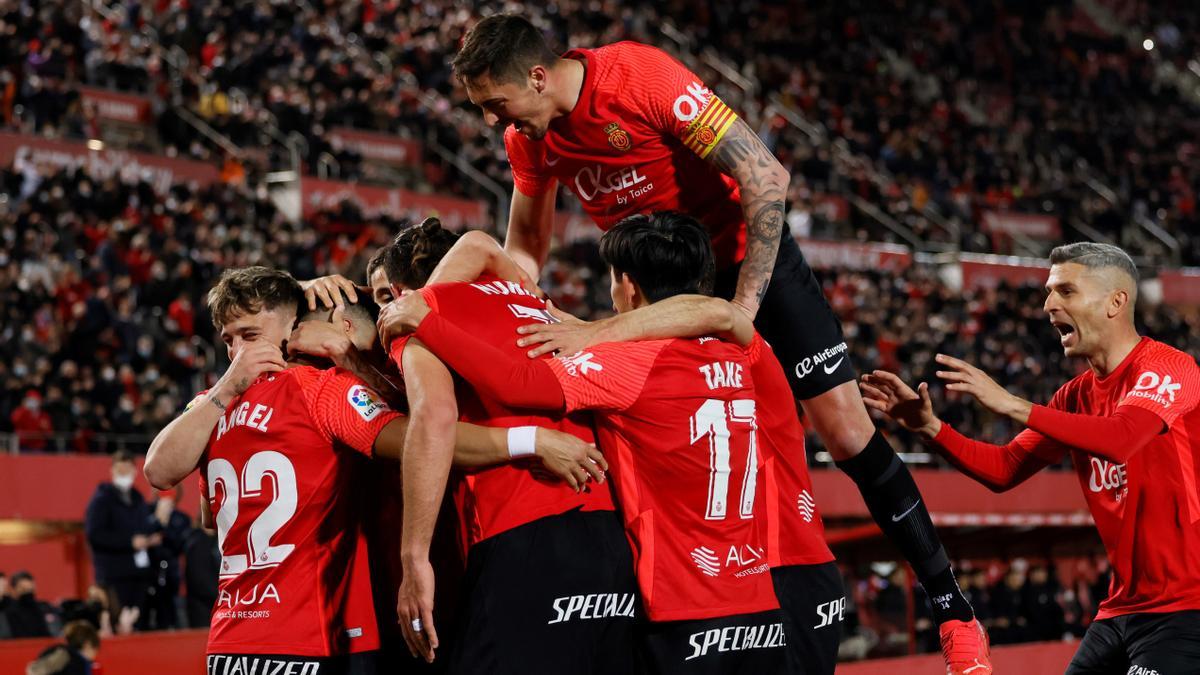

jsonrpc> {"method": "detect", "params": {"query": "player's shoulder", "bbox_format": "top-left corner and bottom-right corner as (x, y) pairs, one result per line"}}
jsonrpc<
(588, 41), (681, 91)
(1136, 337), (1199, 372)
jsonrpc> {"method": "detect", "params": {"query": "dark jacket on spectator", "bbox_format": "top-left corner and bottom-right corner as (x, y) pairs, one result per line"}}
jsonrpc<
(84, 483), (154, 585)
(6, 592), (52, 638)
(184, 527), (220, 629)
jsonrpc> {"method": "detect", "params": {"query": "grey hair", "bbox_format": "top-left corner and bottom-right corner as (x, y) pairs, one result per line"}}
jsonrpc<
(1049, 242), (1139, 284)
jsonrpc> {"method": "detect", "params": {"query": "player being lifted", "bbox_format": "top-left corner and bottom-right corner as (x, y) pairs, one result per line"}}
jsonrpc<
(862, 243), (1200, 673)
(143, 267), (610, 675)
(451, 13), (989, 671)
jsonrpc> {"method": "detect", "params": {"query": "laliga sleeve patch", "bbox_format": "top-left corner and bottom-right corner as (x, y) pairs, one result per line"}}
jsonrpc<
(347, 384), (389, 421)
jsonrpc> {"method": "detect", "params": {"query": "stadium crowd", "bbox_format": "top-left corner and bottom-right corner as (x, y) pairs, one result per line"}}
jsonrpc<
(2, 1), (1197, 264)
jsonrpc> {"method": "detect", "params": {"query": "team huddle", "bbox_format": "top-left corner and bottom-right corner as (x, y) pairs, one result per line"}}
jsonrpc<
(142, 13), (1200, 675)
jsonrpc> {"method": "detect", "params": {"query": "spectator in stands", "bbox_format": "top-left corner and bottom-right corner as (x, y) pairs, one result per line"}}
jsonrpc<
(5, 571), (52, 638)
(1023, 565), (1067, 641)
(146, 487), (189, 630)
(989, 564), (1031, 646)
(183, 518), (219, 629)
(10, 390), (52, 451)
(26, 620), (100, 675)
(83, 451), (158, 631)
(0, 571), (11, 639)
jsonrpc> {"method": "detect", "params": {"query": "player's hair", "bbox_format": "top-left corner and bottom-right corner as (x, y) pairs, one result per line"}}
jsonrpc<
(384, 218), (460, 290)
(207, 266), (305, 328)
(297, 293), (381, 326)
(599, 211), (716, 303)
(366, 245), (394, 283)
(63, 620), (100, 652)
(1049, 242), (1139, 284)
(111, 450), (134, 466)
(452, 14), (560, 84)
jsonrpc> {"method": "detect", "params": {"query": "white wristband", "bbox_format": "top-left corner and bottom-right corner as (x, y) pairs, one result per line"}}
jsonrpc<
(507, 426), (538, 458)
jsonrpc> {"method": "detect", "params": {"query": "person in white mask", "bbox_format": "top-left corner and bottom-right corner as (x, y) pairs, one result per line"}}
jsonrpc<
(84, 451), (159, 631)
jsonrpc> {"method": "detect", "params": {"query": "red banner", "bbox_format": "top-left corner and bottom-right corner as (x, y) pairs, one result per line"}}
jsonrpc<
(797, 238), (913, 271)
(79, 86), (153, 125)
(981, 210), (1061, 239)
(0, 132), (219, 192)
(959, 253), (1049, 290)
(328, 127), (422, 166)
(1159, 269), (1200, 306)
(300, 177), (489, 230)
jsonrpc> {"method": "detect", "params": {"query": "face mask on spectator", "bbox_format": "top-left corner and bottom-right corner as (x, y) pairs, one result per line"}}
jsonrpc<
(14, 363), (27, 377)
(112, 473), (135, 491)
(24, 397), (40, 412)
(145, 368), (160, 382)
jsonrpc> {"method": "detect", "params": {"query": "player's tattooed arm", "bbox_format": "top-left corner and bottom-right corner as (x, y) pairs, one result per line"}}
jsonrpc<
(708, 118), (789, 319)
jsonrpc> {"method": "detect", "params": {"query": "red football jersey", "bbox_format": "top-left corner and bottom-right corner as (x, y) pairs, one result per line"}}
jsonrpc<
(1013, 337), (1200, 619)
(746, 334), (835, 568)
(195, 366), (399, 656)
(389, 275), (615, 548)
(545, 337), (779, 622)
(505, 41), (748, 268)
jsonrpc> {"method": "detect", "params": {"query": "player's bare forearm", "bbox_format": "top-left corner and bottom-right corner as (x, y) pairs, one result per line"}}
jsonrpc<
(504, 187), (557, 280)
(595, 295), (754, 347)
(144, 397), (224, 489)
(709, 119), (789, 318)
(400, 341), (458, 565)
(428, 230), (533, 290)
(377, 418), (511, 468)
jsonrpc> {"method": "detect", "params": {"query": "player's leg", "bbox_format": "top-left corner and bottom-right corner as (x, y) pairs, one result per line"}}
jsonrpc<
(1122, 610), (1200, 674)
(1063, 617), (1129, 674)
(639, 609), (792, 675)
(446, 508), (639, 675)
(771, 563), (844, 675)
(714, 232), (983, 668)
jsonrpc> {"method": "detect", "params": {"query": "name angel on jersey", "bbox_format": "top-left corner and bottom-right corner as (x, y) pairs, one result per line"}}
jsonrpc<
(206, 654), (320, 675)
(216, 402), (275, 441)
(685, 621), (786, 661)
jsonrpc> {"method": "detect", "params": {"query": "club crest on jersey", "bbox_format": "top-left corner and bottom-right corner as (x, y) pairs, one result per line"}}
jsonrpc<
(347, 385), (387, 421)
(605, 122), (632, 151)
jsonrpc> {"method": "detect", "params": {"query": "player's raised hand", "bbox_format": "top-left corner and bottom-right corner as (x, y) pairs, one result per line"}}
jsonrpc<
(377, 292), (431, 348)
(299, 274), (360, 311)
(214, 341), (287, 399)
(398, 559), (438, 663)
(516, 300), (598, 358)
(861, 370), (942, 438)
(287, 308), (352, 361)
(533, 428), (608, 492)
(934, 354), (1032, 422)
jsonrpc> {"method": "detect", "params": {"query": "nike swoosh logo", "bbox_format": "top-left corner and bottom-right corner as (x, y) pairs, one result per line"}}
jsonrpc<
(892, 499), (921, 522)
(822, 357), (845, 375)
(545, 155), (561, 166)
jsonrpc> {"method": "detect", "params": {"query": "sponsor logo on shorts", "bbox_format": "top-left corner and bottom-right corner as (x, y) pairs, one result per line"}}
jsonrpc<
(1127, 667), (1161, 675)
(346, 385), (387, 421)
(794, 342), (849, 380)
(814, 596), (846, 629)
(547, 592), (638, 624)
(797, 490), (816, 523)
(207, 654), (321, 675)
(686, 621), (786, 661)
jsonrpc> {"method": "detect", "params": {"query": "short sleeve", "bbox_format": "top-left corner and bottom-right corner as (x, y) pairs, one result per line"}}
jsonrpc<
(504, 127), (554, 196)
(545, 340), (671, 413)
(632, 45), (739, 159)
(302, 369), (402, 457)
(1118, 349), (1200, 428)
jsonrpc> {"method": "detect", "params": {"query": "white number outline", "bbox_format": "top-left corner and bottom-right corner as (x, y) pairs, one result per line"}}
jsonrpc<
(690, 398), (758, 520)
(207, 451), (299, 578)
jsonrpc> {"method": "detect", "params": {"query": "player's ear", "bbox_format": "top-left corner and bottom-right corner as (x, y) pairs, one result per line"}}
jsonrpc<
(1108, 288), (1129, 319)
(529, 65), (546, 93)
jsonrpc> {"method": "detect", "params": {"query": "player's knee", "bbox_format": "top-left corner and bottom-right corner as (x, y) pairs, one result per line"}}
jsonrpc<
(802, 382), (876, 459)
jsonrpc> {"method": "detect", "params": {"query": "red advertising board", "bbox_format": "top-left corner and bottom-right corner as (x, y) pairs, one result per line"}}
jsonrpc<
(300, 177), (490, 230)
(981, 210), (1062, 239)
(0, 132), (219, 192)
(79, 86), (154, 125)
(1159, 269), (1200, 306)
(959, 253), (1049, 289)
(797, 238), (913, 271)
(328, 127), (422, 166)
